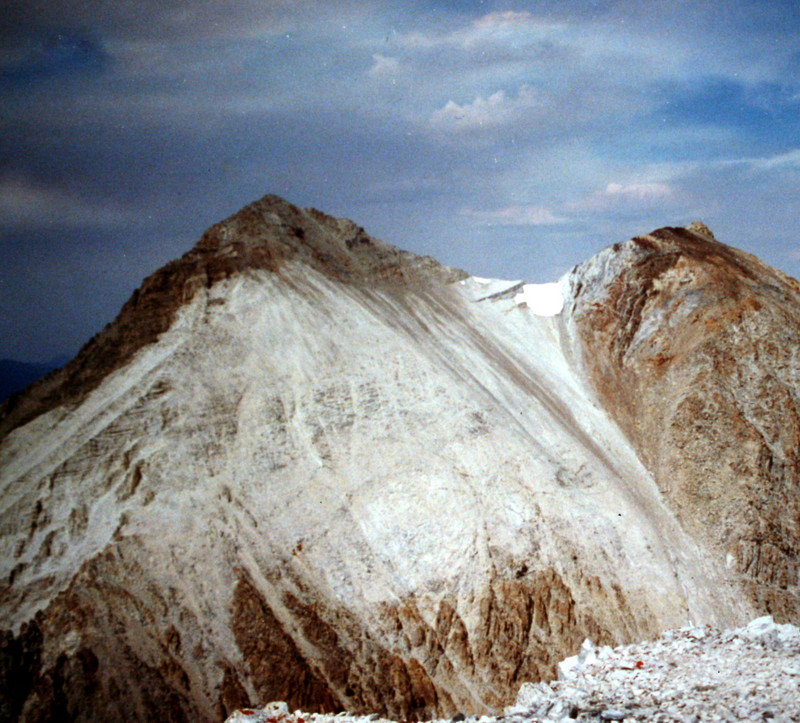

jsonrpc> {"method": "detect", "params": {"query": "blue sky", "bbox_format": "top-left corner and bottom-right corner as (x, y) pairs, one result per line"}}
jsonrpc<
(2, 0), (800, 361)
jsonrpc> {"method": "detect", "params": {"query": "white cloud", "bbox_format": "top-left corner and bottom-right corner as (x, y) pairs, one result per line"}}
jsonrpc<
(461, 205), (566, 226)
(430, 85), (538, 131)
(399, 10), (564, 50)
(473, 10), (539, 29)
(368, 53), (400, 78)
(569, 180), (678, 214)
(747, 148), (800, 171)
(465, 10), (562, 46)
(604, 182), (674, 200)
(633, 148), (800, 181)
(366, 176), (442, 194)
(0, 176), (135, 229)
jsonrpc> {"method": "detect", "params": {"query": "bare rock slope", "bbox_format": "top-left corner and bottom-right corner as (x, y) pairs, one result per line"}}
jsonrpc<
(0, 197), (797, 722)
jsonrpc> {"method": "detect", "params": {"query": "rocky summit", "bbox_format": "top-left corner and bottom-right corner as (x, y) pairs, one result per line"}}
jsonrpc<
(0, 195), (798, 722)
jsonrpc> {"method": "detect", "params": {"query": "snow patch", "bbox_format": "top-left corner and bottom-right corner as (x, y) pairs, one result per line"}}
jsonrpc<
(459, 275), (523, 302)
(514, 281), (564, 316)
(460, 275), (564, 315)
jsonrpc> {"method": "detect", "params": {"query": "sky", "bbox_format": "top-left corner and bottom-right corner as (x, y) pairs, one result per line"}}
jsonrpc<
(2, 0), (800, 362)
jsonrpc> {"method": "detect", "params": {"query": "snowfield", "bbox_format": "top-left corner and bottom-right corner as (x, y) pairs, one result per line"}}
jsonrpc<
(458, 276), (565, 317)
(226, 616), (800, 723)
(513, 282), (565, 317)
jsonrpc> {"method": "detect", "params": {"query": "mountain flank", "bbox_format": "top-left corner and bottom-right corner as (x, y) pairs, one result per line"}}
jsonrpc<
(565, 221), (800, 620)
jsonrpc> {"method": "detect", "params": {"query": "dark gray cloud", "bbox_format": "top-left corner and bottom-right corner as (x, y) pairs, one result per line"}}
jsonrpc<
(2, 0), (800, 361)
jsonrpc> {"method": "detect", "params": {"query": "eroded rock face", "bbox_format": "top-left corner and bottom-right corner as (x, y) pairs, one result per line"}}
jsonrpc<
(0, 197), (794, 721)
(565, 222), (800, 621)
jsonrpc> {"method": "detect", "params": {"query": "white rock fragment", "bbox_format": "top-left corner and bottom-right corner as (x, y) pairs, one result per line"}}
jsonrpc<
(224, 709), (270, 723)
(507, 616), (800, 722)
(743, 615), (777, 637)
(265, 702), (290, 718)
(558, 638), (598, 680)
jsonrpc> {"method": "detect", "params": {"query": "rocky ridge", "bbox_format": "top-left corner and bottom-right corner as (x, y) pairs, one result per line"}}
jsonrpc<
(0, 195), (464, 440)
(1, 195), (798, 722)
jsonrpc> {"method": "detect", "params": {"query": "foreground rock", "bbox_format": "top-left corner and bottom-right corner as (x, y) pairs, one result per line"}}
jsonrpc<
(227, 616), (800, 722)
(512, 615), (800, 721)
(1, 196), (798, 721)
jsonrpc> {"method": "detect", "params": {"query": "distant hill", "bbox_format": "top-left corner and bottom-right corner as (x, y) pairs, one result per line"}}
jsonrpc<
(0, 356), (67, 403)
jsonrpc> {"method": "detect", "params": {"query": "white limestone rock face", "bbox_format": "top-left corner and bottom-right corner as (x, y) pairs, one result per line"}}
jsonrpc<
(0, 196), (793, 722)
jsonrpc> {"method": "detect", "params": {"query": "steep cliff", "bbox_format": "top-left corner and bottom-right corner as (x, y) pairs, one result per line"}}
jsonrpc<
(0, 197), (794, 722)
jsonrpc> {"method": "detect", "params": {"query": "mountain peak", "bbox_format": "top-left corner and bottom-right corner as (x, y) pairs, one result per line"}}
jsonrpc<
(580, 221), (800, 309)
(2, 200), (800, 721)
(192, 193), (465, 286)
(684, 220), (715, 240)
(0, 194), (464, 439)
(567, 221), (800, 623)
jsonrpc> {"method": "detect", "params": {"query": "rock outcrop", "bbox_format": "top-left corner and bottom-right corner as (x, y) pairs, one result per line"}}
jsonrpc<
(0, 196), (797, 721)
(223, 616), (800, 722)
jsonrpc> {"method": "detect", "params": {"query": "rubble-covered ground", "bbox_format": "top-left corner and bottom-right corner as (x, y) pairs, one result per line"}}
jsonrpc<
(226, 616), (800, 723)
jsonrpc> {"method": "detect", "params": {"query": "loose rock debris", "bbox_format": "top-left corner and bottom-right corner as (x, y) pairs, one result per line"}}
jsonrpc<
(226, 616), (800, 723)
